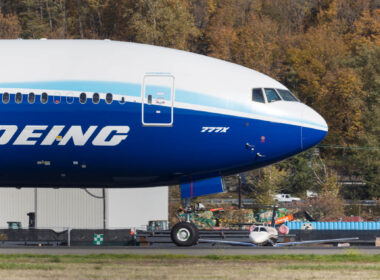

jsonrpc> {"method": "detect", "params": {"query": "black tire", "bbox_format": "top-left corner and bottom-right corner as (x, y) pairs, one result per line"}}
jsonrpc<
(171, 222), (199, 246)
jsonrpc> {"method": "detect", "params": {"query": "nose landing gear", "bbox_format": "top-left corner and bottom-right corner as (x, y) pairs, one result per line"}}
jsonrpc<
(170, 198), (199, 246)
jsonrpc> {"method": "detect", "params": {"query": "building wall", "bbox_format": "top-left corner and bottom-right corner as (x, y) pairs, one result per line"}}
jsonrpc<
(0, 188), (35, 228)
(0, 187), (168, 229)
(107, 187), (169, 229)
(37, 188), (104, 229)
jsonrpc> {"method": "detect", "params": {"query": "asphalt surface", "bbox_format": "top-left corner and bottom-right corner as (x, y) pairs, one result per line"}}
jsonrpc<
(0, 246), (379, 255)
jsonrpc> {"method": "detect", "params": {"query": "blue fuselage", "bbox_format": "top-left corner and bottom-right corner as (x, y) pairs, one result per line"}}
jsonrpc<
(0, 92), (325, 188)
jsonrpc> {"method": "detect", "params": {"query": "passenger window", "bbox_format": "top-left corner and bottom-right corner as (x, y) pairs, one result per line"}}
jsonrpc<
(80, 92), (87, 104)
(276, 89), (298, 101)
(252, 89), (265, 103)
(264, 89), (281, 103)
(66, 93), (74, 104)
(119, 96), (126, 105)
(92, 93), (100, 104)
(15, 92), (22, 104)
(2, 92), (10, 104)
(147, 94), (152, 104)
(41, 92), (48, 104)
(106, 93), (113, 104)
(28, 92), (35, 104)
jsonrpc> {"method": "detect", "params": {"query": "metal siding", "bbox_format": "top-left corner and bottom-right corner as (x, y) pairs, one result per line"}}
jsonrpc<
(37, 188), (103, 229)
(107, 187), (168, 229)
(0, 188), (34, 228)
(0, 187), (168, 230)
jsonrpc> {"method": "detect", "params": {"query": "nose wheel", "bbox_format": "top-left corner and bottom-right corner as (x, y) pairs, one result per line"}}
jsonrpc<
(171, 222), (199, 246)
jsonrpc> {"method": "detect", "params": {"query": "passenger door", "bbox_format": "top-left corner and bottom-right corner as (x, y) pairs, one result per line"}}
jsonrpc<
(142, 74), (175, 126)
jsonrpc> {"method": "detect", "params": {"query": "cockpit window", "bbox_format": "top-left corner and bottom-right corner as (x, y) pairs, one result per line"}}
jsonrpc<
(253, 227), (259, 232)
(252, 89), (265, 103)
(264, 89), (281, 103)
(276, 89), (298, 101)
(259, 227), (267, 232)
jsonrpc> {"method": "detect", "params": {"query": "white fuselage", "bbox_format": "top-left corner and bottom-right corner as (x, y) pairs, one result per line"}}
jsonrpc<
(249, 226), (278, 245)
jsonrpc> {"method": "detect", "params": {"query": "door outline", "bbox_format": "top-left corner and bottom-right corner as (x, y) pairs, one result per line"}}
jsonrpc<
(141, 73), (175, 127)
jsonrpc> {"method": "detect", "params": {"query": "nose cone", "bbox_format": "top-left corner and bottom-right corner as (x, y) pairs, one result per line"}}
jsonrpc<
(249, 232), (269, 245)
(301, 107), (328, 151)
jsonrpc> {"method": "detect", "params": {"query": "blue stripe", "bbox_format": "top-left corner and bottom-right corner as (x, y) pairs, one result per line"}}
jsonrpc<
(0, 80), (327, 130)
(286, 221), (380, 230)
(0, 81), (141, 97)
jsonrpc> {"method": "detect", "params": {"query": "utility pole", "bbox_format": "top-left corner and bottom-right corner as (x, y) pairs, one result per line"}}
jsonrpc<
(102, 188), (106, 229)
(34, 188), (37, 228)
(238, 174), (242, 209)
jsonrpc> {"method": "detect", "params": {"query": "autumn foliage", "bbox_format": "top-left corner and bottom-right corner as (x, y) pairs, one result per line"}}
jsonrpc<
(0, 0), (378, 197)
(304, 194), (345, 221)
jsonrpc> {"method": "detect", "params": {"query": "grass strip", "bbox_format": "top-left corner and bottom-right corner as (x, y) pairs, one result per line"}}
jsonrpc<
(279, 264), (380, 271)
(0, 262), (62, 270)
(0, 253), (379, 263)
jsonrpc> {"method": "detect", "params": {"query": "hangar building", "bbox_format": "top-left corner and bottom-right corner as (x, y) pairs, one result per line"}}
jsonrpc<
(0, 187), (168, 230)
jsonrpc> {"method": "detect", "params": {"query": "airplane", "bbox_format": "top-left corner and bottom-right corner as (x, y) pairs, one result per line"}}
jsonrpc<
(0, 39), (328, 246)
(199, 225), (359, 247)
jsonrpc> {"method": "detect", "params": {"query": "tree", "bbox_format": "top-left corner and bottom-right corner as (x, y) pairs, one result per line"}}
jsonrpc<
(317, 67), (365, 145)
(0, 12), (21, 38)
(17, 0), (50, 39)
(0, 0), (377, 199)
(349, 98), (380, 199)
(233, 10), (282, 78)
(277, 152), (317, 196)
(127, 0), (198, 50)
(243, 165), (287, 205)
(304, 194), (345, 221)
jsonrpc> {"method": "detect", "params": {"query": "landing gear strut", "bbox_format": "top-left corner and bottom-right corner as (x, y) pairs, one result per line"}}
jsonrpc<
(170, 198), (199, 246)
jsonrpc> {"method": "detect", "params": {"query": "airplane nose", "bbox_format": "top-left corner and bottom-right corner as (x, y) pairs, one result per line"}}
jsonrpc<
(301, 106), (328, 151)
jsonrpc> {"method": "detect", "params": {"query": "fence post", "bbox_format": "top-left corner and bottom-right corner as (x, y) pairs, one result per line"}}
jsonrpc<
(67, 228), (71, 247)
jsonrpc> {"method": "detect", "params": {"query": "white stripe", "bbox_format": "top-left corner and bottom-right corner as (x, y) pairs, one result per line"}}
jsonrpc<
(0, 88), (327, 131)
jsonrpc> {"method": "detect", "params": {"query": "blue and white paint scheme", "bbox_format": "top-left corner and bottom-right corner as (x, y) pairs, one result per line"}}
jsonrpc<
(0, 40), (327, 188)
